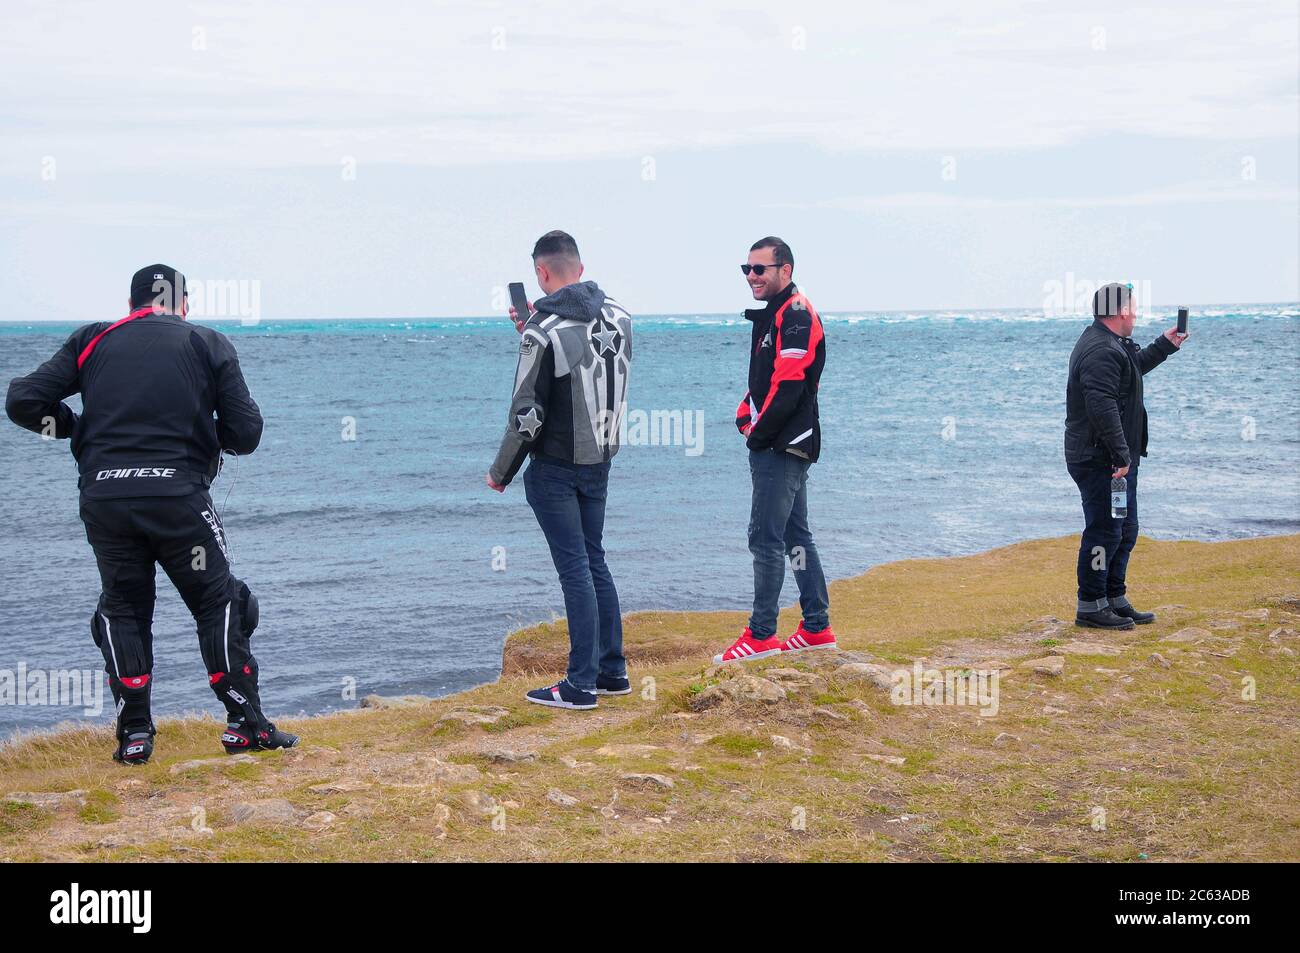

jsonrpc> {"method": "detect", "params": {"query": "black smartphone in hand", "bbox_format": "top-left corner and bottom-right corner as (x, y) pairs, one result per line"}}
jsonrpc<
(508, 282), (529, 324)
(1176, 308), (1188, 334)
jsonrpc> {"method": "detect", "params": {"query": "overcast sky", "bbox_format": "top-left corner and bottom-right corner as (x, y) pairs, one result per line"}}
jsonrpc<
(2, 0), (1296, 320)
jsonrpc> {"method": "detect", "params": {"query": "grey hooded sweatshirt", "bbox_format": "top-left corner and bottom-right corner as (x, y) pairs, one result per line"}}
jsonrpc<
(489, 281), (632, 486)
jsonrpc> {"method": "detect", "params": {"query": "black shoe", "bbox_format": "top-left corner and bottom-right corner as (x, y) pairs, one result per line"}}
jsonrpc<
(222, 719), (299, 754)
(525, 680), (597, 710)
(595, 673), (632, 696)
(112, 728), (155, 766)
(1075, 608), (1136, 630)
(1111, 603), (1156, 625)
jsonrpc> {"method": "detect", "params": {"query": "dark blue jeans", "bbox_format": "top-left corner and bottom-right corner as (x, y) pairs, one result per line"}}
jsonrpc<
(748, 448), (830, 638)
(1067, 461), (1139, 609)
(524, 457), (624, 692)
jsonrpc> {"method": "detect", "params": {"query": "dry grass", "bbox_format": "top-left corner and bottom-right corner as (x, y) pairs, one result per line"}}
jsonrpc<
(2, 533), (1297, 862)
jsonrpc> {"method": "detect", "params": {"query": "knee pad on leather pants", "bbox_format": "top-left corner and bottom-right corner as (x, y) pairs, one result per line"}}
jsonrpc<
(197, 579), (259, 673)
(239, 582), (259, 638)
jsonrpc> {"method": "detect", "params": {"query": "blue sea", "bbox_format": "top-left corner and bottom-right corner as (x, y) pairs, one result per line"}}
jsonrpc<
(2, 305), (1298, 737)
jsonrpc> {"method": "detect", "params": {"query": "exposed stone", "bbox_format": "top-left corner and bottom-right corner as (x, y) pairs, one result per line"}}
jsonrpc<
(1042, 705), (1069, 715)
(813, 707), (849, 722)
(485, 749), (538, 764)
(864, 753), (906, 766)
(4, 789), (88, 809)
(302, 810), (336, 831)
(1020, 656), (1064, 676)
(689, 675), (787, 711)
(426, 757), (481, 784)
(594, 744), (662, 758)
(360, 693), (435, 709)
(621, 773), (675, 790)
(770, 734), (813, 754)
(1239, 609), (1269, 620)
(1049, 641), (1122, 657)
(307, 778), (371, 795)
(169, 754), (258, 775)
(231, 799), (300, 826)
(993, 732), (1021, 746)
(762, 668), (823, 690)
(459, 790), (498, 815)
(547, 789), (579, 807)
(835, 663), (898, 691)
(437, 706), (511, 726)
(1147, 652), (1172, 668)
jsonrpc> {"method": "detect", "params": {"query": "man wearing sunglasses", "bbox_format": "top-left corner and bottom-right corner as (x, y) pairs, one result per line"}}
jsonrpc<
(714, 237), (835, 665)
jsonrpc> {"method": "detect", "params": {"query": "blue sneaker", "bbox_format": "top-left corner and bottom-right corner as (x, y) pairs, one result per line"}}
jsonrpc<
(526, 680), (597, 710)
(596, 673), (632, 696)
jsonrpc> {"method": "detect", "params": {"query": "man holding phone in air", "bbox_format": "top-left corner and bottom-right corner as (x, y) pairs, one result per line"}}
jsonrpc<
(1064, 283), (1189, 630)
(486, 231), (633, 710)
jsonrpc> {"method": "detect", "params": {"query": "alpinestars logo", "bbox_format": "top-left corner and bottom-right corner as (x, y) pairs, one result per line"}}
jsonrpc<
(200, 508), (229, 559)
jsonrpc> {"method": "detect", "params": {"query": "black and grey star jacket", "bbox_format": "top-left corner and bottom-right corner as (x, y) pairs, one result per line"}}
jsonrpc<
(489, 280), (632, 486)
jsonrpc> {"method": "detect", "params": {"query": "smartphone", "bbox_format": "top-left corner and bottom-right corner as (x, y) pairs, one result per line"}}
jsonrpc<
(1177, 308), (1188, 334)
(508, 282), (530, 324)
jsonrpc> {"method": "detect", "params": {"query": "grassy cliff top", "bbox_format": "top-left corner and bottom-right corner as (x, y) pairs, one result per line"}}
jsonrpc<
(3, 533), (1298, 862)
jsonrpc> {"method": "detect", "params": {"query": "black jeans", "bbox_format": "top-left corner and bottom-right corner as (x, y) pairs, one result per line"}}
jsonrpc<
(1067, 461), (1139, 609)
(523, 458), (625, 691)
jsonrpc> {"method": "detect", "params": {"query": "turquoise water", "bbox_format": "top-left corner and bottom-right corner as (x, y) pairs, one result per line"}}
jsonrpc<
(2, 305), (1297, 735)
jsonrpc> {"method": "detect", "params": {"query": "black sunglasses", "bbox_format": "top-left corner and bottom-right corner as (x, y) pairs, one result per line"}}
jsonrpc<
(741, 263), (784, 276)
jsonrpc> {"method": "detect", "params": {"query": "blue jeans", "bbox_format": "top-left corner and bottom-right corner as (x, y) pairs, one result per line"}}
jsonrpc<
(747, 449), (830, 638)
(524, 457), (624, 692)
(1067, 461), (1139, 609)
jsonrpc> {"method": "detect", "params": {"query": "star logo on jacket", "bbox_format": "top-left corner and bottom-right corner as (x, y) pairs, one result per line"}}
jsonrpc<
(516, 407), (543, 438)
(591, 320), (622, 357)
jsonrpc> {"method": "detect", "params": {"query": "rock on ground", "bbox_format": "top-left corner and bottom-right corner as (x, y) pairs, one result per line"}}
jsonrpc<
(169, 754), (259, 775)
(689, 675), (786, 710)
(1019, 656), (1064, 676)
(231, 799), (300, 827)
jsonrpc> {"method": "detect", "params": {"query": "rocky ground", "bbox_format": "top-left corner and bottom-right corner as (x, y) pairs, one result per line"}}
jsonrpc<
(2, 533), (1297, 862)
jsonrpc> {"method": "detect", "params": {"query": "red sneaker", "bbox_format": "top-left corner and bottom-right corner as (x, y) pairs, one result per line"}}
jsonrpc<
(713, 628), (782, 665)
(780, 621), (837, 654)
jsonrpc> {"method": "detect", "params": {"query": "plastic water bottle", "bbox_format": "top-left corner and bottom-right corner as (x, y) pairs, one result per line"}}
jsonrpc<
(1110, 477), (1128, 519)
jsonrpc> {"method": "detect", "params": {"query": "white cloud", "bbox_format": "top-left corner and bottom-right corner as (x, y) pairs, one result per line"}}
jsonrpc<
(0, 0), (1294, 174)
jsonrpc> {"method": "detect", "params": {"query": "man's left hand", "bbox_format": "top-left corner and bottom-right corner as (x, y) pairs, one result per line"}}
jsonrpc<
(485, 473), (505, 493)
(1163, 327), (1189, 348)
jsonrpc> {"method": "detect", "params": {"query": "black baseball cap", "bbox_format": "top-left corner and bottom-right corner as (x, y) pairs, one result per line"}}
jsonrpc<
(130, 264), (187, 310)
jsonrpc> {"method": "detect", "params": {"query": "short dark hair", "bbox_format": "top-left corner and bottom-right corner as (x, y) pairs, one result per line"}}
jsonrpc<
(750, 236), (793, 273)
(1093, 282), (1132, 319)
(532, 230), (581, 268)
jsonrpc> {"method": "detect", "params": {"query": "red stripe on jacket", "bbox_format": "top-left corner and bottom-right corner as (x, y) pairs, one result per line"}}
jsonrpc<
(753, 295), (822, 424)
(77, 307), (162, 369)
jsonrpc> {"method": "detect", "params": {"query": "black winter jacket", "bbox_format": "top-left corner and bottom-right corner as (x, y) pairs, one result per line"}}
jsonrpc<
(1064, 319), (1178, 469)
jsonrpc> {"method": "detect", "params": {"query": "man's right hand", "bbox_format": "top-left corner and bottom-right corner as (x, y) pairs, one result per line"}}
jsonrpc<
(1112, 465), (1130, 479)
(508, 302), (533, 334)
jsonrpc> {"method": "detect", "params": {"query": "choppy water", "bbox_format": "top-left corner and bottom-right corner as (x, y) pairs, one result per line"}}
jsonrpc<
(2, 304), (1297, 736)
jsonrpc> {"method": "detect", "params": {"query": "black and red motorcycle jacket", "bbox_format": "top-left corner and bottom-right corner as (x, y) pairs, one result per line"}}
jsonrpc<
(734, 282), (825, 462)
(5, 307), (263, 499)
